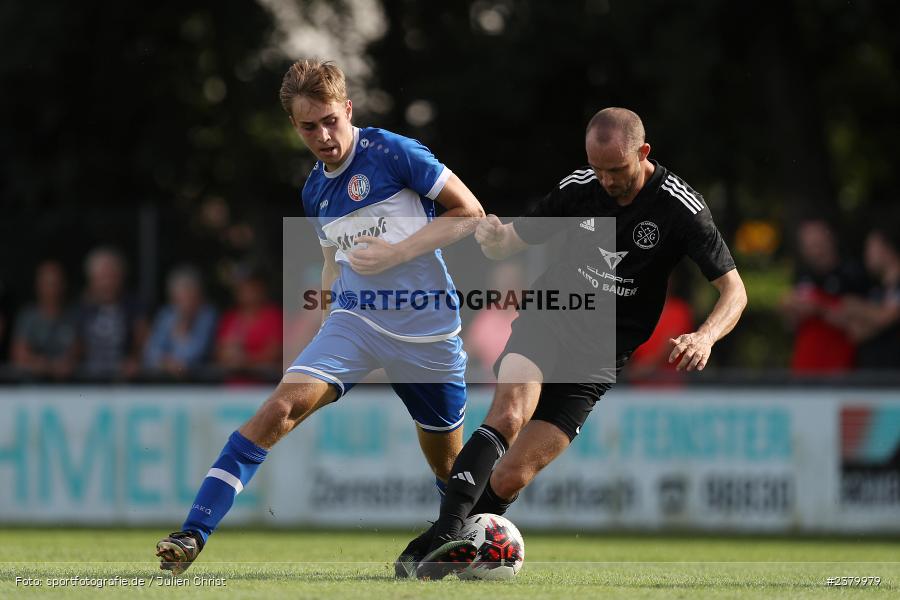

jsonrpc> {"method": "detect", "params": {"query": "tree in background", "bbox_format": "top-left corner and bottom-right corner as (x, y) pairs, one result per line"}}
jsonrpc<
(1, 0), (897, 369)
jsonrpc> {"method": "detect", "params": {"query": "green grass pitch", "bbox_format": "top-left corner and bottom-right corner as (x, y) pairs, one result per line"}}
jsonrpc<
(0, 528), (897, 598)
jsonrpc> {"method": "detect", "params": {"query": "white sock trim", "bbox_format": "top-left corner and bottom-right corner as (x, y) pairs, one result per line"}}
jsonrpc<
(207, 467), (244, 494)
(476, 426), (506, 458)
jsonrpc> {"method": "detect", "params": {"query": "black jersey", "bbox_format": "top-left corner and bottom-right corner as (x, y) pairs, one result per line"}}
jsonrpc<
(513, 160), (735, 353)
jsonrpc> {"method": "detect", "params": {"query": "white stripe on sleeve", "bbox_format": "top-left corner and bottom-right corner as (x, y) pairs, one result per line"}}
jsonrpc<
(426, 167), (453, 200)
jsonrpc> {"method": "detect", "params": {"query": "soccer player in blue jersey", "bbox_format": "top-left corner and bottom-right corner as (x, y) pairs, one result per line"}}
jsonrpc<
(156, 59), (485, 575)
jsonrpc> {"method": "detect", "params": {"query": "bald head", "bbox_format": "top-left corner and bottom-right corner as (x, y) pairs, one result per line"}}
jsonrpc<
(586, 107), (645, 153)
(584, 108), (652, 202)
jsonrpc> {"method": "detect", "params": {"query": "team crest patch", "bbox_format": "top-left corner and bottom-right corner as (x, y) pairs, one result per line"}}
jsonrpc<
(347, 174), (370, 202)
(633, 221), (659, 249)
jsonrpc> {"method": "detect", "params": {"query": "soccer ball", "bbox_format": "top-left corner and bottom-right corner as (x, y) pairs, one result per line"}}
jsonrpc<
(456, 513), (525, 580)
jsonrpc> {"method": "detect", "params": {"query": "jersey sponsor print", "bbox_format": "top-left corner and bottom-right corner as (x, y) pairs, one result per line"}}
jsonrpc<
(513, 161), (735, 354)
(302, 127), (458, 341)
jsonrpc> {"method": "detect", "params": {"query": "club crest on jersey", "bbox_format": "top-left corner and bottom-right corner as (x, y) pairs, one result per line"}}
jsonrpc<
(347, 174), (370, 202)
(633, 221), (659, 249)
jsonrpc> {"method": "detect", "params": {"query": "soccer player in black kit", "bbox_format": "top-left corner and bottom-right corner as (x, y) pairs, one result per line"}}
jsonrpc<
(398, 107), (748, 579)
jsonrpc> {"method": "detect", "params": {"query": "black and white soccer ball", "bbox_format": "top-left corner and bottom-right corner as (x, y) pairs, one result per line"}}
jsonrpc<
(456, 513), (525, 580)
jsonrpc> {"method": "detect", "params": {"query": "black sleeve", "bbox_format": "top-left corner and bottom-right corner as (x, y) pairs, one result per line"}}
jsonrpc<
(681, 203), (736, 281)
(511, 183), (570, 244)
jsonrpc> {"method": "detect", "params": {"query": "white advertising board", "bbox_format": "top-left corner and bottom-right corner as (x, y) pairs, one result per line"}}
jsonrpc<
(1, 386), (898, 533)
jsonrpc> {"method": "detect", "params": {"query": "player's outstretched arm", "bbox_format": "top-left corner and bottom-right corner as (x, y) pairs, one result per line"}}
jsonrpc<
(348, 174), (484, 275)
(668, 268), (747, 371)
(403, 172), (486, 254)
(475, 215), (529, 260)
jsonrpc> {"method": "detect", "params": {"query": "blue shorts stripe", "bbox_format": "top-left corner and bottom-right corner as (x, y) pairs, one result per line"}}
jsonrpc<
(415, 410), (465, 432)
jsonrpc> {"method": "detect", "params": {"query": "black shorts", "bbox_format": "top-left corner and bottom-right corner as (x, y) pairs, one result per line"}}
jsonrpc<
(493, 314), (631, 441)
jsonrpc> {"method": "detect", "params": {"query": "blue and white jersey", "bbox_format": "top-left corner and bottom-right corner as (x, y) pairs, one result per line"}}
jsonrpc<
(302, 126), (460, 342)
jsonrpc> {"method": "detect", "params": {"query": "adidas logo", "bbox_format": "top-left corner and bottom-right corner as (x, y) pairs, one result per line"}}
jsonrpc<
(580, 218), (595, 231)
(462, 529), (480, 542)
(452, 471), (475, 485)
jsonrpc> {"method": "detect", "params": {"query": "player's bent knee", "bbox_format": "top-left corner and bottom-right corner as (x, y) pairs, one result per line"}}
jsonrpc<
(262, 382), (332, 425)
(491, 463), (533, 500)
(258, 395), (296, 424)
(486, 385), (538, 436)
(485, 411), (527, 441)
(241, 381), (335, 448)
(485, 398), (532, 440)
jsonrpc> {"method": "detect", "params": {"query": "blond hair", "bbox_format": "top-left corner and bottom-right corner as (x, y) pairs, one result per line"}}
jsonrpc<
(279, 59), (348, 115)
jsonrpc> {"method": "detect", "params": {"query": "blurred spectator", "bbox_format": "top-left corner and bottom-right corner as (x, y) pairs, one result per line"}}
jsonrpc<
(78, 247), (148, 379)
(216, 266), (282, 380)
(11, 260), (78, 379)
(780, 219), (867, 373)
(628, 277), (694, 386)
(143, 266), (217, 377)
(464, 262), (525, 380)
(830, 229), (900, 369)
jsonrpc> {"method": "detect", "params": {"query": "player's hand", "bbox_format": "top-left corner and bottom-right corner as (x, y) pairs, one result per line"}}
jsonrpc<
(668, 331), (714, 371)
(347, 235), (405, 275)
(475, 214), (505, 248)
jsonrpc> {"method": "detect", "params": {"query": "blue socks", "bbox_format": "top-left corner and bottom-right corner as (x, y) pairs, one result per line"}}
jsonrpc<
(182, 431), (268, 543)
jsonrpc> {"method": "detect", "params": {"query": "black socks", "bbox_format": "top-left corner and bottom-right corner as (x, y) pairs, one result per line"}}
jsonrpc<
(470, 479), (517, 517)
(431, 425), (509, 542)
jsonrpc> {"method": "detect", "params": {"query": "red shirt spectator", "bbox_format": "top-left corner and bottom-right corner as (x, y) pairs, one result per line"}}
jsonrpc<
(781, 220), (867, 373)
(789, 284), (857, 372)
(216, 306), (282, 364)
(629, 294), (694, 386)
(216, 269), (282, 382)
